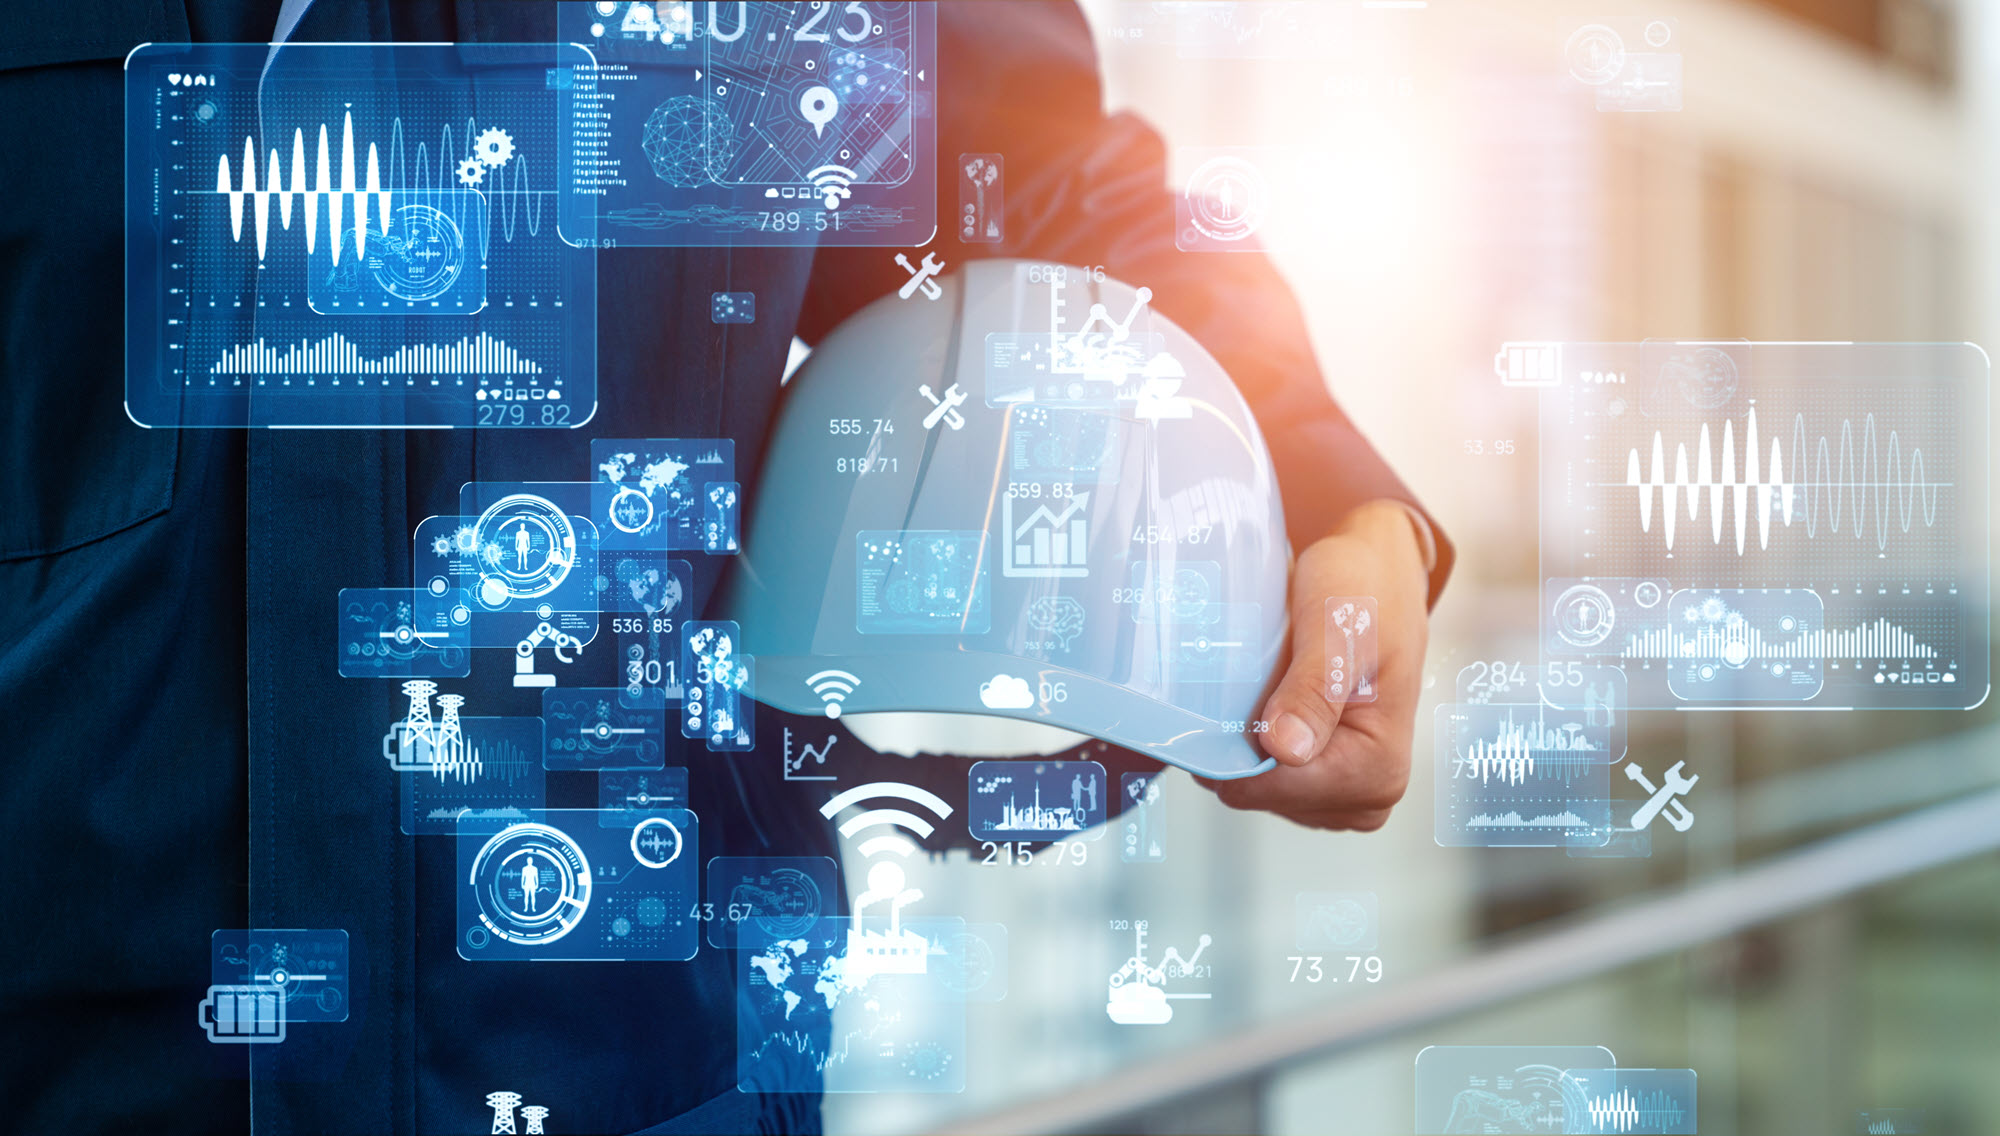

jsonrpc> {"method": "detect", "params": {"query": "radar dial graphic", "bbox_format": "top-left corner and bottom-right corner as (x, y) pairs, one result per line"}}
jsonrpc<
(937, 930), (996, 996)
(1565, 24), (1627, 85)
(1182, 155), (1267, 244)
(1554, 583), (1616, 648)
(730, 866), (822, 940)
(1661, 346), (1741, 410)
(472, 494), (578, 607)
(369, 204), (467, 302)
(470, 822), (592, 946)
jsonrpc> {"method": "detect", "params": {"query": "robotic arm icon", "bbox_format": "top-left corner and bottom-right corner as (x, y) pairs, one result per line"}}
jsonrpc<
(515, 621), (583, 688)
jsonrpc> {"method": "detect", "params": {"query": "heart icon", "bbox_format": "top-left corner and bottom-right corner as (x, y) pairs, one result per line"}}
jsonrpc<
(168, 73), (182, 85)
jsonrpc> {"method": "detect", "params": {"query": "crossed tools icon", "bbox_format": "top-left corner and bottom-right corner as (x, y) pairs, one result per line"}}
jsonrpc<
(1624, 760), (1698, 832)
(919, 383), (968, 431)
(896, 251), (945, 300)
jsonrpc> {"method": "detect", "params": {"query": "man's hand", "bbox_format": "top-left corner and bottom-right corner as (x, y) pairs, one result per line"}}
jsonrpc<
(1201, 499), (1431, 831)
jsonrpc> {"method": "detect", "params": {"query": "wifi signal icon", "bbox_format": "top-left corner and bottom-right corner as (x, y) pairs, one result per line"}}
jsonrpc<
(819, 782), (954, 859)
(807, 164), (857, 211)
(806, 669), (861, 719)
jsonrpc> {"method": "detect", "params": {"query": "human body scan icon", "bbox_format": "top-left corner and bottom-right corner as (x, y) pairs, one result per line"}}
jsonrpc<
(458, 809), (699, 961)
(473, 494), (579, 607)
(467, 822), (593, 948)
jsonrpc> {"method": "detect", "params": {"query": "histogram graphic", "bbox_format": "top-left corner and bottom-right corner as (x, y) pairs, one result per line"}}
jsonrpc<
(1858, 1110), (1926, 1134)
(1466, 809), (1595, 830)
(125, 42), (595, 427)
(208, 332), (545, 378)
(1538, 341), (1989, 709)
(1624, 610), (1944, 665)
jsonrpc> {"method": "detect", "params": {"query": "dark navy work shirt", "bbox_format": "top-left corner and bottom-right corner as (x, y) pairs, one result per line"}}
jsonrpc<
(0, 2), (1449, 1132)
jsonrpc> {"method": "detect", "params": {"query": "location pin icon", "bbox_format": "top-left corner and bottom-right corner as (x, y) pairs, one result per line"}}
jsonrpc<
(799, 84), (838, 138)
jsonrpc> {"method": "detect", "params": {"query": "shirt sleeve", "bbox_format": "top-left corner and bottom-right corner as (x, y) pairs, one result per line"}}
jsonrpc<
(797, 0), (1453, 608)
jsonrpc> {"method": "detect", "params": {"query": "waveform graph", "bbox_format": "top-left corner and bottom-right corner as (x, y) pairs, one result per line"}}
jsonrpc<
(126, 41), (597, 428)
(1559, 1067), (1697, 1135)
(1435, 703), (1611, 848)
(1537, 341), (1990, 709)
(1584, 1087), (1689, 1134)
(211, 110), (549, 261)
(1622, 406), (1948, 556)
(397, 716), (544, 837)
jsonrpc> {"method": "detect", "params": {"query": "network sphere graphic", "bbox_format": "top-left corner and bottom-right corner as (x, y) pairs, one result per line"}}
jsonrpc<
(641, 97), (733, 188)
(1663, 346), (1739, 410)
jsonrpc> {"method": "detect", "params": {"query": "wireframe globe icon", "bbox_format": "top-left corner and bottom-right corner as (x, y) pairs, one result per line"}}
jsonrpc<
(1662, 346), (1740, 410)
(641, 96), (734, 188)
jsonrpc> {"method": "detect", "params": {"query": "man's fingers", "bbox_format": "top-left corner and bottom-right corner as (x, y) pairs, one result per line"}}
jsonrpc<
(1197, 766), (1397, 832)
(1203, 731), (1410, 817)
(1256, 541), (1365, 767)
(1258, 656), (1338, 768)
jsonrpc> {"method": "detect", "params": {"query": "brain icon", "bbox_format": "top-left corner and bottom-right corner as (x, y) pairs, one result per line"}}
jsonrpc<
(641, 96), (735, 188)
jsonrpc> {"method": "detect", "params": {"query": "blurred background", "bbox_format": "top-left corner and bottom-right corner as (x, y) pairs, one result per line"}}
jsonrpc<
(826, 1), (2000, 1132)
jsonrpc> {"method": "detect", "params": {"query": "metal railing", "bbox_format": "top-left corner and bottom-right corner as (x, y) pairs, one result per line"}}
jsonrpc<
(932, 723), (2000, 1136)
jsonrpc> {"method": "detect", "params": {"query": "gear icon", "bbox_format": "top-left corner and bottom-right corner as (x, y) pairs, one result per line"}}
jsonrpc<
(455, 155), (486, 187)
(473, 127), (516, 168)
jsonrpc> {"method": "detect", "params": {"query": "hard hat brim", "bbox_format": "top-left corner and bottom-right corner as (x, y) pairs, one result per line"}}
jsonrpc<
(752, 650), (1278, 780)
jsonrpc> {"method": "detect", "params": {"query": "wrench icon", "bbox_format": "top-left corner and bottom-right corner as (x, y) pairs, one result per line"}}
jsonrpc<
(919, 382), (967, 431)
(1624, 760), (1698, 832)
(896, 251), (945, 300)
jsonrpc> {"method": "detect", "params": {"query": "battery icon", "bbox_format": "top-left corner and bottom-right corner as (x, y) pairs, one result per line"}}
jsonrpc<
(1494, 341), (1563, 387)
(199, 983), (287, 1044)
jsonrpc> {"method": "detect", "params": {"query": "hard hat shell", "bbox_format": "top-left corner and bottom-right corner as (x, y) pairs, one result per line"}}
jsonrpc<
(728, 259), (1288, 779)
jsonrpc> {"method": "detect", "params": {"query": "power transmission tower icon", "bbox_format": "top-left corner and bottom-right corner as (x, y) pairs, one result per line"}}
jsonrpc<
(485, 1091), (522, 1134)
(386, 679), (470, 775)
(519, 1105), (550, 1133)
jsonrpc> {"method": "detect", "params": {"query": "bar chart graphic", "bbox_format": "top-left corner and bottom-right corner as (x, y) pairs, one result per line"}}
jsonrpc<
(208, 331), (546, 377)
(1002, 492), (1091, 578)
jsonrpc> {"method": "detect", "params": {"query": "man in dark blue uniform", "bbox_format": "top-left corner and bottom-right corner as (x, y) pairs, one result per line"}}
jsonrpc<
(0, 2), (1451, 1131)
